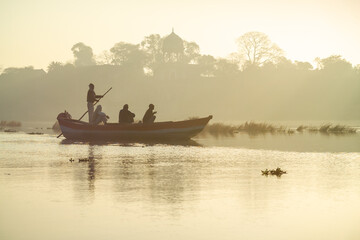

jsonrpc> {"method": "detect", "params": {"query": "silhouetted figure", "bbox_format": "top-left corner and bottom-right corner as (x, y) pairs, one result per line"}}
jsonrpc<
(87, 83), (102, 123)
(119, 104), (135, 123)
(142, 104), (156, 124)
(92, 105), (109, 125)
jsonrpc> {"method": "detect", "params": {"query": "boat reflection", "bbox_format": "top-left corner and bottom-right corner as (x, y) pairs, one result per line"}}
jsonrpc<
(60, 138), (202, 147)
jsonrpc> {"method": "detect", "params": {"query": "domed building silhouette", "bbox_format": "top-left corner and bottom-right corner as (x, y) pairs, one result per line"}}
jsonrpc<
(154, 28), (200, 80)
(162, 28), (184, 62)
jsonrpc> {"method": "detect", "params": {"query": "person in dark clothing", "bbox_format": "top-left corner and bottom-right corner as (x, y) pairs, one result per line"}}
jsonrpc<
(87, 83), (102, 123)
(119, 104), (135, 123)
(142, 104), (156, 124)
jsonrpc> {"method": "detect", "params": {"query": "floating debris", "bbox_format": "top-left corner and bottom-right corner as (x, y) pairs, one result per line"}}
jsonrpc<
(78, 158), (91, 162)
(287, 129), (295, 134)
(69, 158), (75, 162)
(262, 167), (287, 177)
(4, 129), (17, 133)
(27, 132), (44, 135)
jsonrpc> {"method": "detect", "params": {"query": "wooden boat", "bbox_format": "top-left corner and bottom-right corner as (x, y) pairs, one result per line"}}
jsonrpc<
(57, 112), (212, 140)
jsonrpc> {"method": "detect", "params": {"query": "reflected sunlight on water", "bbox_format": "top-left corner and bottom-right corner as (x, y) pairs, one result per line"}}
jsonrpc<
(0, 132), (360, 240)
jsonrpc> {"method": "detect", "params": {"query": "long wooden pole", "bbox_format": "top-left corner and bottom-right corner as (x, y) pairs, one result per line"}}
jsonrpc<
(57, 87), (113, 138)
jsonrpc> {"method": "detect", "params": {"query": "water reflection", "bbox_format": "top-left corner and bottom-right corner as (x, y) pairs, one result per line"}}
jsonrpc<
(70, 145), (103, 203)
(60, 138), (202, 147)
(108, 147), (202, 216)
(1, 132), (360, 240)
(87, 145), (96, 191)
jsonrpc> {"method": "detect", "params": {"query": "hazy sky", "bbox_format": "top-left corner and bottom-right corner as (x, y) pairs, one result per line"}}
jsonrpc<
(1, 0), (359, 70)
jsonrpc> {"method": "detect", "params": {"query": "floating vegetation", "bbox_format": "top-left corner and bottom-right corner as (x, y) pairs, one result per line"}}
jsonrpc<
(287, 129), (295, 134)
(27, 132), (44, 135)
(200, 121), (358, 137)
(296, 125), (307, 132)
(201, 123), (238, 137)
(262, 168), (287, 177)
(238, 121), (284, 133)
(300, 124), (356, 134)
(78, 157), (92, 162)
(68, 157), (94, 162)
(324, 124), (356, 134)
(0, 121), (21, 127)
(201, 121), (288, 137)
(4, 129), (17, 133)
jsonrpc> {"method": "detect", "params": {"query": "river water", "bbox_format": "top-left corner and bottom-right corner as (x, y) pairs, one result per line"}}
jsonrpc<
(0, 127), (360, 240)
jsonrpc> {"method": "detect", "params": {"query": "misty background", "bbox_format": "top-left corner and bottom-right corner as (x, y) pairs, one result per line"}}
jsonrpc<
(0, 30), (359, 122)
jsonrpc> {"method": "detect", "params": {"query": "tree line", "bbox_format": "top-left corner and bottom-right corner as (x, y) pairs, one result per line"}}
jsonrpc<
(2, 31), (358, 78)
(0, 31), (359, 121)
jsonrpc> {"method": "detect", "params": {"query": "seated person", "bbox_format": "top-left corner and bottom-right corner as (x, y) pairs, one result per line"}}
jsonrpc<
(118, 104), (135, 123)
(142, 104), (156, 124)
(92, 105), (109, 125)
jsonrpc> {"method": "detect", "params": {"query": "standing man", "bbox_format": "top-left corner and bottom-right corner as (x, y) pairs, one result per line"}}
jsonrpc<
(87, 83), (102, 123)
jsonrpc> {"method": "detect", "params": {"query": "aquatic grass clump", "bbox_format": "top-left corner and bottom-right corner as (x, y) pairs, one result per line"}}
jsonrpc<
(4, 129), (17, 133)
(299, 124), (357, 134)
(287, 129), (295, 134)
(0, 120), (21, 127)
(201, 121), (290, 137)
(319, 124), (332, 133)
(200, 121), (358, 138)
(238, 121), (276, 133)
(238, 121), (287, 134)
(307, 126), (319, 133)
(262, 168), (287, 177)
(296, 125), (307, 132)
(327, 124), (357, 134)
(201, 123), (238, 137)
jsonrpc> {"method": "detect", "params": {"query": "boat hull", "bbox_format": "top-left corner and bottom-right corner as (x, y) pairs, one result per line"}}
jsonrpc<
(57, 115), (212, 140)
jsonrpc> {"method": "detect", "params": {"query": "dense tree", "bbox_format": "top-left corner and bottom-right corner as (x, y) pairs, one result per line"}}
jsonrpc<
(214, 58), (240, 79)
(236, 32), (284, 68)
(96, 50), (113, 65)
(110, 42), (146, 70)
(198, 55), (216, 77)
(276, 57), (296, 70)
(140, 34), (164, 68)
(183, 41), (200, 64)
(47, 61), (64, 73)
(295, 61), (313, 71)
(71, 42), (96, 67)
(2, 66), (34, 75)
(316, 55), (353, 72)
(355, 64), (360, 74)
